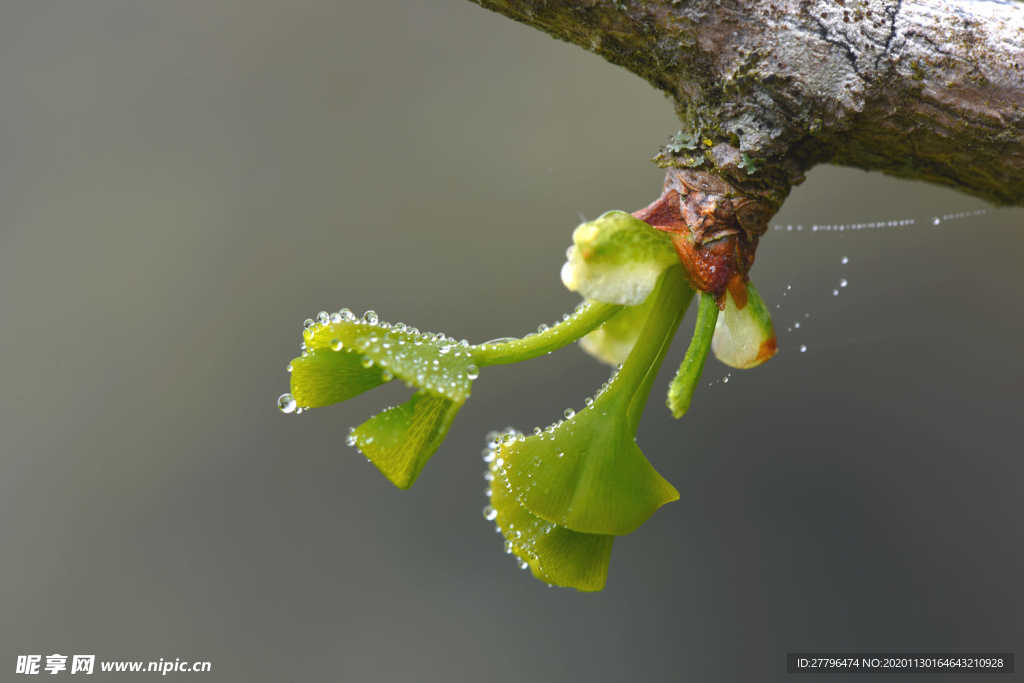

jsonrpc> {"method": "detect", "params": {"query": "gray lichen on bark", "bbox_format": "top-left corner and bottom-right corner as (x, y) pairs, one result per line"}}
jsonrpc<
(469, 0), (1024, 207)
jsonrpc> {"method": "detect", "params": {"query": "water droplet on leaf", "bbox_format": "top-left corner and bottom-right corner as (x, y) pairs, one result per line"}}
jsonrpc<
(277, 394), (297, 414)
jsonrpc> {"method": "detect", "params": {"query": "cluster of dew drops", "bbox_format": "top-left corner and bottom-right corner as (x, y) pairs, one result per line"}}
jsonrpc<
(479, 426), (560, 576)
(276, 307), (484, 415)
(276, 301), (610, 415)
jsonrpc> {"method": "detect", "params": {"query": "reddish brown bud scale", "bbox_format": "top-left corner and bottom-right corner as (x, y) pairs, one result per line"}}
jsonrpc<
(633, 169), (776, 303)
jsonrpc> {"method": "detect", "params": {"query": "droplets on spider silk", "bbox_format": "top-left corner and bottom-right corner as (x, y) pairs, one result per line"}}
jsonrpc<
(277, 393), (297, 414)
(771, 206), (989, 236)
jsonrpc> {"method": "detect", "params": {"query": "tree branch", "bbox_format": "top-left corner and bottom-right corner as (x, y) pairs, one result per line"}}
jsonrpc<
(468, 0), (1024, 207)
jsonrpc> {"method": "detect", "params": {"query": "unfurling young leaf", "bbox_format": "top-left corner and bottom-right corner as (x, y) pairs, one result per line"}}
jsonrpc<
(561, 210), (678, 305)
(711, 279), (778, 369)
(578, 290), (658, 365)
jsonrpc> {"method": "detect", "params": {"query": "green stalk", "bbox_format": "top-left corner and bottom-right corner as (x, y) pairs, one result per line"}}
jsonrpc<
(471, 301), (621, 366)
(590, 265), (694, 433)
(666, 292), (719, 418)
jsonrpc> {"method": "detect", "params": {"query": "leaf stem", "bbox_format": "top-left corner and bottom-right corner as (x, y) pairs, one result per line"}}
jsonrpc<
(666, 292), (719, 418)
(471, 301), (621, 366)
(589, 265), (694, 433)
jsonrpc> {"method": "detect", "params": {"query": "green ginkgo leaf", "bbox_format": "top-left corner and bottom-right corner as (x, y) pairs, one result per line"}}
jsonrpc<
(560, 210), (678, 305)
(290, 348), (391, 408)
(488, 456), (613, 591)
(578, 291), (659, 365)
(491, 266), (693, 536)
(350, 391), (462, 489)
(302, 310), (477, 402)
(493, 405), (679, 535)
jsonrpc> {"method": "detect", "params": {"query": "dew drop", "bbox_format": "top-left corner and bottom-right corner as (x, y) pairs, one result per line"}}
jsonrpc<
(800, 344), (808, 353)
(722, 375), (730, 384)
(518, 558), (529, 570)
(537, 323), (550, 333)
(841, 256), (849, 264)
(563, 408), (575, 419)
(277, 393), (297, 414)
(840, 278), (848, 288)
(360, 357), (374, 368)
(302, 318), (315, 330)
(584, 397), (594, 408)
(466, 364), (479, 380)
(794, 322), (801, 329)
(483, 505), (497, 521)
(832, 289), (839, 296)
(286, 363), (293, 373)
(339, 308), (356, 322)
(331, 339), (344, 351)
(362, 310), (379, 325)
(381, 370), (394, 382)
(346, 433), (357, 447)
(932, 217), (941, 226)
(317, 311), (330, 325)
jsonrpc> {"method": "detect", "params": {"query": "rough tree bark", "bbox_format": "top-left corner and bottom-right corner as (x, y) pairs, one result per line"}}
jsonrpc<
(469, 0), (1024, 211)
(468, 0), (1022, 295)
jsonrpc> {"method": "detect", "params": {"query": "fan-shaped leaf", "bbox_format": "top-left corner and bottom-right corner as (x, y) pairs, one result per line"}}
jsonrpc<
(488, 459), (613, 591)
(493, 405), (679, 535)
(302, 312), (476, 402)
(351, 391), (462, 489)
(290, 348), (391, 408)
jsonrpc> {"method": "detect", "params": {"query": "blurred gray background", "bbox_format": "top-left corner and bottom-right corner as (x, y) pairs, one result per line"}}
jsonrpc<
(1, 2), (1021, 682)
